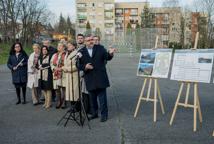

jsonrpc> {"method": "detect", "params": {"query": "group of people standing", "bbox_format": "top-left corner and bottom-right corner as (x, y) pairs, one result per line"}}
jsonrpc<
(7, 34), (116, 122)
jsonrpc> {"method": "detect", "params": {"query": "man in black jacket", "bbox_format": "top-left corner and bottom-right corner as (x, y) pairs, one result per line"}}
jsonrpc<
(76, 33), (91, 114)
(77, 35), (116, 122)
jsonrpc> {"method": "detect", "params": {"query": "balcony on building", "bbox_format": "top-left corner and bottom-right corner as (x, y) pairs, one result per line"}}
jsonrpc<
(87, 3), (96, 10)
(105, 23), (114, 28)
(77, 12), (87, 20)
(105, 11), (114, 20)
(115, 8), (124, 17)
(124, 8), (138, 16)
(115, 24), (124, 30)
(78, 19), (87, 28)
(104, 3), (114, 12)
(89, 12), (96, 19)
(77, 3), (87, 11)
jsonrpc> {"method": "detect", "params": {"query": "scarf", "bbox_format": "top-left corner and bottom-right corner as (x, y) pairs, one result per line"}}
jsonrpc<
(41, 55), (49, 81)
(53, 52), (65, 80)
(32, 53), (39, 71)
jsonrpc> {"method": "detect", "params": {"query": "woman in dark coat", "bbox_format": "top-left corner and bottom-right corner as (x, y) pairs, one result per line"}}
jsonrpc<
(7, 42), (28, 104)
(39, 46), (53, 109)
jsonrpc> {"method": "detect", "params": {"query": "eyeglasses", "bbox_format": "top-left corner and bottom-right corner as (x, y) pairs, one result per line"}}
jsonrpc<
(15, 46), (20, 48)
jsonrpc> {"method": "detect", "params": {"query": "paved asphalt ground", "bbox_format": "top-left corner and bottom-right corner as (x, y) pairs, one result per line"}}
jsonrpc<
(0, 53), (214, 144)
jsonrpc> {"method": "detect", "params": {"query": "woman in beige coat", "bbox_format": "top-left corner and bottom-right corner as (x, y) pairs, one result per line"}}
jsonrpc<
(27, 44), (40, 105)
(62, 41), (80, 111)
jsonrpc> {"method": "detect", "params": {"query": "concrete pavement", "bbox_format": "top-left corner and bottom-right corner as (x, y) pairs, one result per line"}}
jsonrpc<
(0, 53), (214, 144)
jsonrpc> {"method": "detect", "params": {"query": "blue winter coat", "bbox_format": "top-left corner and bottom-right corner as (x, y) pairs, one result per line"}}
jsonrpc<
(7, 53), (28, 84)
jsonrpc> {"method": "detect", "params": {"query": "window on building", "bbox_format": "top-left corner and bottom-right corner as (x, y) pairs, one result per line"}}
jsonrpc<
(89, 12), (95, 17)
(129, 16), (138, 21)
(77, 3), (86, 8)
(90, 19), (96, 24)
(124, 9), (130, 14)
(104, 3), (114, 11)
(116, 17), (123, 21)
(78, 19), (86, 24)
(130, 9), (138, 15)
(162, 35), (169, 41)
(164, 14), (169, 21)
(163, 27), (169, 33)
(116, 23), (123, 30)
(78, 19), (87, 28)
(105, 12), (114, 19)
(163, 41), (168, 46)
(116, 9), (123, 16)
(105, 28), (114, 35)
(87, 3), (95, 8)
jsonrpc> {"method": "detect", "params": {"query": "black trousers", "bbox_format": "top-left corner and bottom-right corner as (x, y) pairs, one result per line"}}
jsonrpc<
(88, 88), (108, 118)
(14, 83), (26, 102)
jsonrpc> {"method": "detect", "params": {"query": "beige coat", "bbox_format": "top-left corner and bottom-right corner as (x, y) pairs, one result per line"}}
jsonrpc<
(62, 50), (79, 101)
(50, 53), (66, 89)
(27, 52), (39, 88)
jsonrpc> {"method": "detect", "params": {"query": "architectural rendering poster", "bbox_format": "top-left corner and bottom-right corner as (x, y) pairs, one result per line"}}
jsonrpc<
(171, 49), (214, 83)
(137, 49), (172, 78)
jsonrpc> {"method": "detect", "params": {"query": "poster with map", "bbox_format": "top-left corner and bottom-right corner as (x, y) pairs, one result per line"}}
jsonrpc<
(171, 49), (214, 83)
(137, 49), (172, 78)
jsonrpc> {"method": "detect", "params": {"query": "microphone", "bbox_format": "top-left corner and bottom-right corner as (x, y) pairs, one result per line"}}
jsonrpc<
(70, 52), (82, 60)
(76, 52), (82, 58)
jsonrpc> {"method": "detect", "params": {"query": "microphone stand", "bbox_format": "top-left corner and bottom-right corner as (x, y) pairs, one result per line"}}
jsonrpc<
(76, 55), (90, 128)
(57, 52), (90, 129)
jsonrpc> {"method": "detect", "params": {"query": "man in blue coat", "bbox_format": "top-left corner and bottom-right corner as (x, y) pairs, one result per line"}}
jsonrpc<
(78, 35), (116, 122)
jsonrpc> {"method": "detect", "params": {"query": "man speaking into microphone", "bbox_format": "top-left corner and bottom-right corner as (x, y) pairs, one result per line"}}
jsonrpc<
(77, 35), (116, 122)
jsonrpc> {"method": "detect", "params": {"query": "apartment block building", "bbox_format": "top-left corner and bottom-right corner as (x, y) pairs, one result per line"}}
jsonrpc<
(114, 2), (147, 34)
(75, 1), (207, 47)
(183, 11), (208, 47)
(76, 0), (115, 37)
(149, 7), (182, 47)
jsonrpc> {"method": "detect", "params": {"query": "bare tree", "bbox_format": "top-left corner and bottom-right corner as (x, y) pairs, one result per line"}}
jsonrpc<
(0, 0), (11, 41)
(0, 0), (24, 41)
(193, 0), (214, 47)
(0, 0), (53, 44)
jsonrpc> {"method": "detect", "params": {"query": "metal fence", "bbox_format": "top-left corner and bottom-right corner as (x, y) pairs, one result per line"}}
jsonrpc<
(101, 28), (167, 54)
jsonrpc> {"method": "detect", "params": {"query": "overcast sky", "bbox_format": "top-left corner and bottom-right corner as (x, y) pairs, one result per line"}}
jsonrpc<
(45, 0), (195, 23)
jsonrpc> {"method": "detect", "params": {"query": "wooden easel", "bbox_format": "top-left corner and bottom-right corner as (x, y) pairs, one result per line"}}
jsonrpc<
(169, 32), (203, 132)
(134, 36), (165, 122)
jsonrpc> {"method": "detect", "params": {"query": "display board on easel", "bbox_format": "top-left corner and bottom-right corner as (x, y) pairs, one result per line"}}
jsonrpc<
(137, 49), (172, 78)
(134, 36), (173, 122)
(171, 49), (214, 83)
(169, 32), (214, 132)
